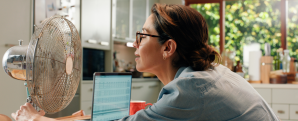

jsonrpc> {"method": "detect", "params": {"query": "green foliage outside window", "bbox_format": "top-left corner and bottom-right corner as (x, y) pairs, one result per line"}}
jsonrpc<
(288, 0), (298, 58)
(190, 3), (220, 51)
(190, 0), (298, 64)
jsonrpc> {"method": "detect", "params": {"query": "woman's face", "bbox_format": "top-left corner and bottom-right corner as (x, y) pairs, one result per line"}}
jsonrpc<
(133, 14), (164, 73)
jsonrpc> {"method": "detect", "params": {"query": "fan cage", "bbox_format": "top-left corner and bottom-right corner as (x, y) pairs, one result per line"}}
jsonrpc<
(26, 16), (82, 114)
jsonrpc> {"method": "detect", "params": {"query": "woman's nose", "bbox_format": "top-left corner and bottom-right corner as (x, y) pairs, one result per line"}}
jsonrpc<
(133, 40), (138, 48)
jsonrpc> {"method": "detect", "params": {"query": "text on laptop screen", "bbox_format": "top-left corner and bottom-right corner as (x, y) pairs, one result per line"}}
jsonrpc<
(92, 74), (132, 121)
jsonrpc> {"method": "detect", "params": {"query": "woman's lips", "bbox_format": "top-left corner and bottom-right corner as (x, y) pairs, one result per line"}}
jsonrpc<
(135, 57), (140, 61)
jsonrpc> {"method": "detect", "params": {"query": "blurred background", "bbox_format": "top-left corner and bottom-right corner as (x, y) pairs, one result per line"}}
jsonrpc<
(1, 0), (298, 120)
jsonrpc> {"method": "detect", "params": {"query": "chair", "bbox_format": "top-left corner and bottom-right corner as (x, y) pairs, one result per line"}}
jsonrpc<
(0, 114), (12, 121)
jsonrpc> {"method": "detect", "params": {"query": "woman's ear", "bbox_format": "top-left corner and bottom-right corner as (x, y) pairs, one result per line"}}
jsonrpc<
(162, 39), (177, 59)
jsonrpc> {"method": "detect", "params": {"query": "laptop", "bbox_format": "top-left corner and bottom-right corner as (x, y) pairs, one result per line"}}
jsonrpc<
(91, 72), (132, 121)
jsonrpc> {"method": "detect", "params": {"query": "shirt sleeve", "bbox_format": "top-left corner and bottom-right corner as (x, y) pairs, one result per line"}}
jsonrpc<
(118, 77), (203, 121)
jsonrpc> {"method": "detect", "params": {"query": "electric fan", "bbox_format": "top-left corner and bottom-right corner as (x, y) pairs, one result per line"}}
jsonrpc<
(2, 15), (82, 114)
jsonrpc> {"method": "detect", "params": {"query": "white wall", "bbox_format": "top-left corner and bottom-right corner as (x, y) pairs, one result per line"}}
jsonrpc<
(0, 0), (32, 119)
(159, 0), (184, 5)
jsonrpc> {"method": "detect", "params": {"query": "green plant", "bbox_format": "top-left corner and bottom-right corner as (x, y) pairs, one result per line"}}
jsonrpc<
(190, 0), (298, 64)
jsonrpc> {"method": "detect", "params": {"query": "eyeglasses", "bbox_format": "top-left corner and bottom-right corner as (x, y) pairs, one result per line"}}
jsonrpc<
(136, 31), (160, 46)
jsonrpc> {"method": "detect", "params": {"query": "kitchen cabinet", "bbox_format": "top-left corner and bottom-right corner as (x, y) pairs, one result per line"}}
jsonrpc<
(131, 78), (161, 104)
(113, 0), (158, 42)
(81, 0), (111, 50)
(80, 82), (93, 115)
(80, 0), (114, 115)
(113, 0), (130, 39)
(272, 89), (298, 104)
(81, 101), (93, 115)
(272, 104), (289, 119)
(81, 83), (94, 102)
(290, 105), (298, 120)
(252, 84), (298, 121)
(131, 0), (147, 38)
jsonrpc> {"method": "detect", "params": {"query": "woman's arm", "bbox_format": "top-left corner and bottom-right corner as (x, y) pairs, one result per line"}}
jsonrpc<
(11, 103), (58, 121)
(119, 78), (202, 121)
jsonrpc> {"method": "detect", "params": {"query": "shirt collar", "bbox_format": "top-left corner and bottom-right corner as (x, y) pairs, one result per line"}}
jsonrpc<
(174, 66), (188, 79)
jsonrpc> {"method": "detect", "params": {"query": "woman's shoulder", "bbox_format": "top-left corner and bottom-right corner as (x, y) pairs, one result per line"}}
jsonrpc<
(162, 65), (227, 94)
(176, 65), (229, 77)
(164, 65), (246, 96)
(172, 65), (229, 84)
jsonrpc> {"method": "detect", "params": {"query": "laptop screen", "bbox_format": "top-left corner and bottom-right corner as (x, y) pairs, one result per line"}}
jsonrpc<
(92, 73), (132, 121)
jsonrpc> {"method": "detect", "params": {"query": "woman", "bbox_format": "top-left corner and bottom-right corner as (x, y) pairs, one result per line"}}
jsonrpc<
(12, 3), (279, 121)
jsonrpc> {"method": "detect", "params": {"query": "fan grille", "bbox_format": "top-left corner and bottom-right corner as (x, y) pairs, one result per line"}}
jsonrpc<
(26, 16), (82, 114)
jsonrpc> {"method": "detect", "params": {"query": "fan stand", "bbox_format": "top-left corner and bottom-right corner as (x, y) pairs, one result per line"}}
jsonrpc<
(24, 82), (41, 112)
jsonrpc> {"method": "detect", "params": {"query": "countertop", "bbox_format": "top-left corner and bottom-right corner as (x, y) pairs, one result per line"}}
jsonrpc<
(251, 83), (298, 89)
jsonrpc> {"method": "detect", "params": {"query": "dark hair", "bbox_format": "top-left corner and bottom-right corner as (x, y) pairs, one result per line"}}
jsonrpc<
(151, 3), (221, 71)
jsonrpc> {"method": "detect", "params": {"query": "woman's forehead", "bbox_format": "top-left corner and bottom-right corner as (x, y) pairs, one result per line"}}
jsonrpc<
(143, 15), (157, 34)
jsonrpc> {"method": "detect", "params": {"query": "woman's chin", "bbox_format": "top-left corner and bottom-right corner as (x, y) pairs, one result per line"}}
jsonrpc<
(136, 65), (145, 72)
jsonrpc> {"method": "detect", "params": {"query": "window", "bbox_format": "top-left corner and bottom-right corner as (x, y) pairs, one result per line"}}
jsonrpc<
(225, 0), (281, 62)
(188, 0), (285, 63)
(190, 3), (220, 50)
(287, 0), (298, 58)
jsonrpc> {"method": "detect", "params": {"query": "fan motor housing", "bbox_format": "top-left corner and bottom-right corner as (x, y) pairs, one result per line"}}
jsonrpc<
(2, 44), (28, 81)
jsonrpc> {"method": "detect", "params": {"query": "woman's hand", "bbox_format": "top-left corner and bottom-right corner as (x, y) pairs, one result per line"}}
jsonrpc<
(72, 110), (85, 116)
(11, 103), (45, 121)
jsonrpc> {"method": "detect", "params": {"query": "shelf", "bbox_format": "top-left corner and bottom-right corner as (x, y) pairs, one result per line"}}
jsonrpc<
(82, 43), (110, 50)
(251, 84), (298, 89)
(113, 37), (135, 43)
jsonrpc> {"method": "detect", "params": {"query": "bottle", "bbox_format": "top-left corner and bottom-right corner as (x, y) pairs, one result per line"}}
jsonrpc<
(221, 51), (234, 71)
(279, 48), (284, 69)
(235, 61), (244, 77)
(274, 48), (282, 70)
(282, 50), (291, 73)
(113, 51), (119, 72)
(274, 55), (281, 70)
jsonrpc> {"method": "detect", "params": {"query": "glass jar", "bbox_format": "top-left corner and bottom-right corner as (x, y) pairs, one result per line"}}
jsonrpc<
(282, 50), (291, 73)
(221, 51), (235, 71)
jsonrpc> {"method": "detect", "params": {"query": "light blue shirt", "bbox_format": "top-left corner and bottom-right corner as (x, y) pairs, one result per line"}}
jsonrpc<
(120, 65), (279, 121)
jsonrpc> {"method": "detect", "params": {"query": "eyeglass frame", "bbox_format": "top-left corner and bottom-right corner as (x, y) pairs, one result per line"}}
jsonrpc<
(135, 31), (160, 46)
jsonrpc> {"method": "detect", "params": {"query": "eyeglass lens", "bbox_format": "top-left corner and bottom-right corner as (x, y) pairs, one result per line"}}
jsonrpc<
(136, 32), (141, 46)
